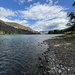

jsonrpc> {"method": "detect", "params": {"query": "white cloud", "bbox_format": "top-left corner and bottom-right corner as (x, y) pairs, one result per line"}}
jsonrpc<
(54, 0), (59, 5)
(16, 20), (30, 27)
(0, 7), (16, 18)
(0, 2), (68, 31)
(0, 7), (29, 27)
(0, 17), (30, 27)
(15, 0), (32, 4)
(49, 0), (53, 4)
(18, 3), (68, 31)
(46, 0), (53, 4)
(28, 0), (32, 2)
(19, 4), (67, 20)
(31, 18), (68, 31)
(19, 0), (25, 4)
(46, 0), (58, 5)
(14, 0), (25, 4)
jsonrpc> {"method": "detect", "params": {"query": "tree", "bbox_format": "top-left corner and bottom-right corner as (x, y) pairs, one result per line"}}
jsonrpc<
(67, 2), (75, 25)
(67, 1), (75, 32)
(72, 1), (75, 6)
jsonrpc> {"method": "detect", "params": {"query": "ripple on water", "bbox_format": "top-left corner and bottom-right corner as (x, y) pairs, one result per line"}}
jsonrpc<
(0, 35), (59, 75)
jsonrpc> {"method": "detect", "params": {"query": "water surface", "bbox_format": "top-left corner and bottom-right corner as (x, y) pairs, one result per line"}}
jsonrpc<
(0, 34), (60, 75)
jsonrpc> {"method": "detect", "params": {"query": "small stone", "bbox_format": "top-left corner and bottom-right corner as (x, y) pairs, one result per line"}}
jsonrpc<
(51, 68), (54, 70)
(62, 67), (65, 70)
(46, 71), (53, 75)
(38, 57), (41, 60)
(44, 71), (46, 74)
(47, 71), (51, 73)
(48, 71), (54, 75)
(39, 64), (43, 68)
(46, 59), (49, 62)
(57, 64), (59, 67)
(58, 69), (62, 73)
(46, 66), (50, 70)
(68, 68), (70, 71)
(53, 67), (55, 70)
(60, 65), (63, 67)
(53, 59), (55, 61)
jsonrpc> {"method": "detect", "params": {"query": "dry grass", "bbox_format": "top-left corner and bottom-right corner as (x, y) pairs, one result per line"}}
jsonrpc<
(59, 34), (75, 44)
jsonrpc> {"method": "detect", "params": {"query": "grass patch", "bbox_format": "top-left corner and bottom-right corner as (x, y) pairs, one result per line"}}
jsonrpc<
(59, 34), (75, 44)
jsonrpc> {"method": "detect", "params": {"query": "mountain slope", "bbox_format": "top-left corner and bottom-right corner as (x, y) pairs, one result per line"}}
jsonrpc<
(0, 20), (39, 34)
(6, 22), (34, 32)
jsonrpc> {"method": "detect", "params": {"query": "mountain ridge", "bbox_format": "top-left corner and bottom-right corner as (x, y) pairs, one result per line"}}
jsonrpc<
(0, 20), (39, 34)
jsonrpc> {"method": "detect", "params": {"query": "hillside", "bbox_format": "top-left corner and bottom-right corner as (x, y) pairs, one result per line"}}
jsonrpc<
(6, 22), (35, 32)
(0, 20), (39, 34)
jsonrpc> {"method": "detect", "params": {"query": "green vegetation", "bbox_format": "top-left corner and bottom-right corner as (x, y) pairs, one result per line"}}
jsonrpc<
(59, 34), (75, 44)
(48, 30), (64, 34)
(58, 0), (75, 44)
(67, 1), (75, 32)
(48, 2), (75, 34)
(66, 35), (75, 44)
(62, 1), (75, 44)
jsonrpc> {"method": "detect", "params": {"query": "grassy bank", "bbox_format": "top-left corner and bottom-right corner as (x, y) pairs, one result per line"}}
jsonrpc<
(59, 34), (75, 44)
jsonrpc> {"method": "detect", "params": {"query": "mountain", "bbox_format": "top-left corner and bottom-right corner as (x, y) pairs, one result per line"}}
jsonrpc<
(0, 20), (39, 34)
(6, 22), (34, 32)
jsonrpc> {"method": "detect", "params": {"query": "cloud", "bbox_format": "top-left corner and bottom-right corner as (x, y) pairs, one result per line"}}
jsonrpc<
(19, 0), (25, 4)
(46, 0), (58, 5)
(19, 4), (67, 20)
(15, 0), (32, 4)
(27, 0), (32, 2)
(46, 0), (53, 4)
(0, 7), (29, 27)
(0, 17), (30, 27)
(48, 0), (53, 4)
(0, 7), (16, 18)
(31, 18), (68, 31)
(0, 1), (68, 31)
(18, 3), (68, 31)
(54, 0), (59, 5)
(15, 0), (25, 4)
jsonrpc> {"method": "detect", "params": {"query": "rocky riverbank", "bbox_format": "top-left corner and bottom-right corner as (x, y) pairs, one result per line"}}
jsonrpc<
(35, 36), (75, 75)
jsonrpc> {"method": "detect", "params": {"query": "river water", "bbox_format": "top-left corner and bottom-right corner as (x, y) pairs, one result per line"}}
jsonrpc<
(0, 34), (60, 75)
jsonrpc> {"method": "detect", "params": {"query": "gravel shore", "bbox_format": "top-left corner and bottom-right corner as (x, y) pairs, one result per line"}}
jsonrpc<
(35, 37), (75, 75)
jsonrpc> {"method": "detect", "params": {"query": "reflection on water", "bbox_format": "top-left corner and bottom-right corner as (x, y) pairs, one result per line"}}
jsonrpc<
(0, 34), (60, 75)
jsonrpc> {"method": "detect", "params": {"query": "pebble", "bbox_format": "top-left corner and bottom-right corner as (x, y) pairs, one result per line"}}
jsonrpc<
(52, 59), (55, 61)
(47, 71), (51, 73)
(47, 71), (54, 75)
(53, 67), (56, 70)
(62, 67), (65, 70)
(51, 68), (54, 70)
(60, 65), (63, 67)
(56, 64), (59, 67)
(38, 57), (41, 60)
(58, 69), (62, 73)
(39, 64), (43, 68)
(68, 68), (70, 71)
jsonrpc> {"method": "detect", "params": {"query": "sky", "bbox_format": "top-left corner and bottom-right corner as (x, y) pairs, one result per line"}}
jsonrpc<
(0, 0), (75, 31)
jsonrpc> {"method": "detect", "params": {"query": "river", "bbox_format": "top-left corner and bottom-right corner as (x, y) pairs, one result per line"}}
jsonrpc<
(0, 34), (60, 75)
